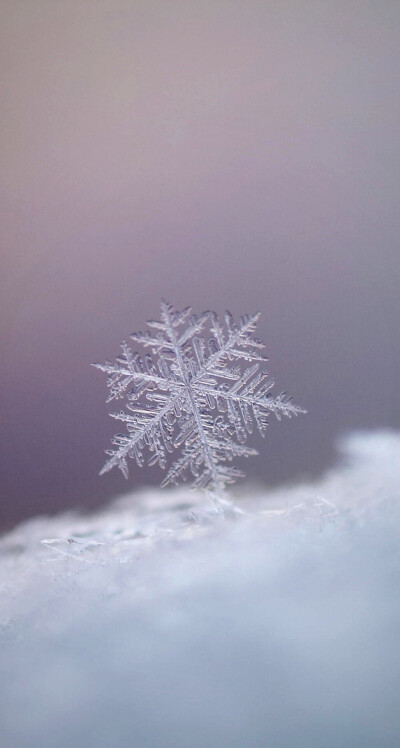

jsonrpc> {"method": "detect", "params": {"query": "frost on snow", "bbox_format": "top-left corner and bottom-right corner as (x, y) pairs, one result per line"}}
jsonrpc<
(93, 301), (305, 497)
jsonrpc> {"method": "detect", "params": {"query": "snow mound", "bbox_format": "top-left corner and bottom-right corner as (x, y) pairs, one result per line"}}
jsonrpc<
(1, 430), (399, 747)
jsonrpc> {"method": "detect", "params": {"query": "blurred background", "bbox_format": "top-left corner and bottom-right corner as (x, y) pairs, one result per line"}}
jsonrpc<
(1, 0), (399, 531)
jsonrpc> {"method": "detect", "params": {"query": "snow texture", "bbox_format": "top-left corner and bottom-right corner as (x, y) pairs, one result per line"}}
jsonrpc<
(93, 301), (304, 495)
(1, 430), (400, 748)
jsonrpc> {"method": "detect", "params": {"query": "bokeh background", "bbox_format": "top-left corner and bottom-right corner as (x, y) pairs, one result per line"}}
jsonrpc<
(1, 0), (399, 530)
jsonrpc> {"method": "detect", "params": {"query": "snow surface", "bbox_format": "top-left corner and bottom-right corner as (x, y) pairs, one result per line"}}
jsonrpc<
(1, 430), (399, 747)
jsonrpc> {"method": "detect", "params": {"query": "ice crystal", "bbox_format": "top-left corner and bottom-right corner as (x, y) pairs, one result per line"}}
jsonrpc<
(93, 301), (305, 499)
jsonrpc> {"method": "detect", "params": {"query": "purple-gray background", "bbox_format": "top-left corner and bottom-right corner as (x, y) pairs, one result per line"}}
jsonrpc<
(1, 0), (399, 530)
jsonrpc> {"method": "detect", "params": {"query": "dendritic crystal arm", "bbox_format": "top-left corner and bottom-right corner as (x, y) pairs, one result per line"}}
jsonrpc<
(94, 301), (306, 496)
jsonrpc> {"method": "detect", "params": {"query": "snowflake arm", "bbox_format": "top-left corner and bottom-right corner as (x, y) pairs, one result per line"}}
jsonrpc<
(92, 340), (174, 402)
(98, 391), (184, 478)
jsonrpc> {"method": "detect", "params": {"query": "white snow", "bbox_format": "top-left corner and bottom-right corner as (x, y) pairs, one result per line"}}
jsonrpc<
(1, 430), (399, 747)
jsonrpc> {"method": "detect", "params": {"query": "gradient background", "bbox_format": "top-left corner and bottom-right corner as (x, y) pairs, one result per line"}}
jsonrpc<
(1, 0), (399, 531)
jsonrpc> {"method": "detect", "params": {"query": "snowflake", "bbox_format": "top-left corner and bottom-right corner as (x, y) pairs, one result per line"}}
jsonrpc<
(93, 301), (305, 501)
